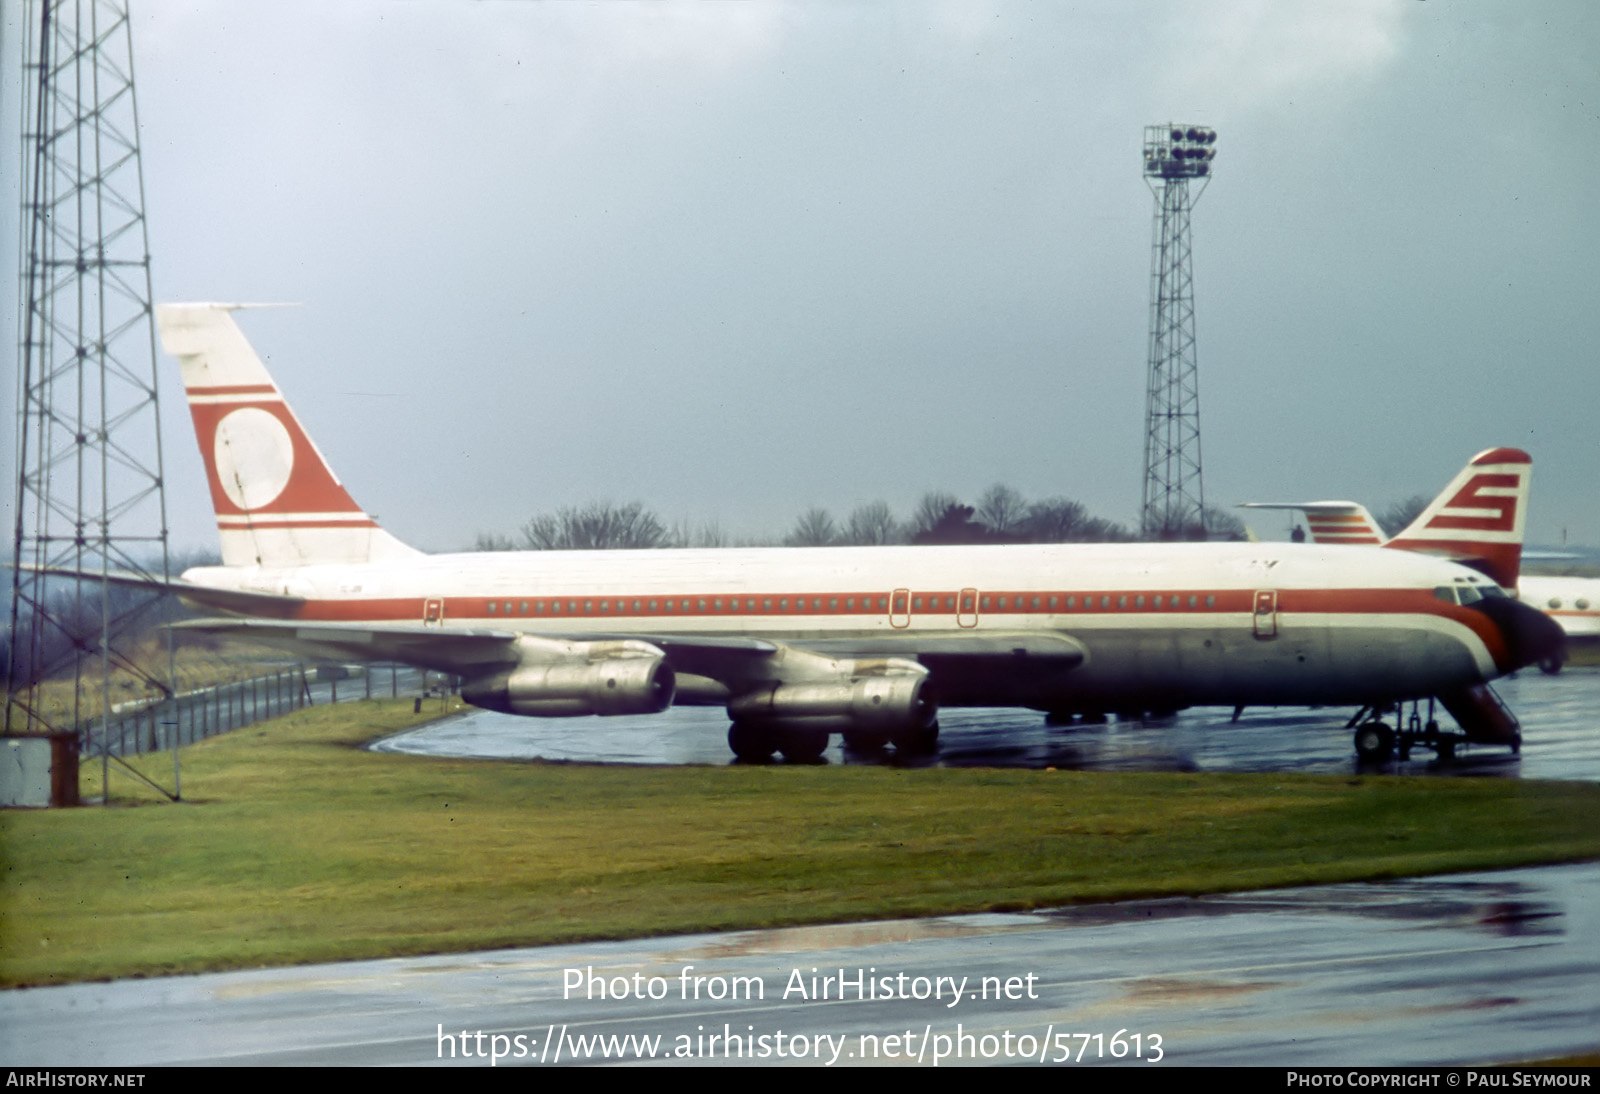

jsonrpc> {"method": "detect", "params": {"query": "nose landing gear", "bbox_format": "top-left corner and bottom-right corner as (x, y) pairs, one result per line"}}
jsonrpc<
(1348, 698), (1474, 764)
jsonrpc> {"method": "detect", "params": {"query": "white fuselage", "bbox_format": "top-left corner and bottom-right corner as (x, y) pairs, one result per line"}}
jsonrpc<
(1519, 575), (1600, 641)
(185, 540), (1514, 711)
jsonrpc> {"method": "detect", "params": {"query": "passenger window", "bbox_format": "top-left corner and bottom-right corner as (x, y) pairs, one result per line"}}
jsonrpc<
(1578, 599), (1591, 611)
(1548, 598), (1563, 610)
(488, 602), (497, 613)
(1205, 595), (1215, 608)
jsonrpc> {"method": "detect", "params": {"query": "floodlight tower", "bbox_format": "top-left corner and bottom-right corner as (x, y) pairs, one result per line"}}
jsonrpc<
(1140, 123), (1216, 540)
(6, 0), (177, 797)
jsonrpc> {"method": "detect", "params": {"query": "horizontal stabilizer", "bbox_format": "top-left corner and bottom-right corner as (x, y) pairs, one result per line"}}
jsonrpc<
(11, 563), (305, 618)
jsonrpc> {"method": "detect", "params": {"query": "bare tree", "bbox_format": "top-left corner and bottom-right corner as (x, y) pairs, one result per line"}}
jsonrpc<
(976, 484), (1029, 536)
(784, 507), (840, 547)
(668, 518), (732, 548)
(908, 491), (962, 540)
(842, 501), (899, 545)
(520, 501), (669, 550)
(473, 531), (518, 551)
(1377, 495), (1430, 538)
(1202, 505), (1248, 542)
(1019, 497), (1089, 542)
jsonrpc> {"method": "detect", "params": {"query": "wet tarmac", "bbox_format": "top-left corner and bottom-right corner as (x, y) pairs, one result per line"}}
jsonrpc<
(4, 861), (1596, 1066)
(375, 666), (1600, 782)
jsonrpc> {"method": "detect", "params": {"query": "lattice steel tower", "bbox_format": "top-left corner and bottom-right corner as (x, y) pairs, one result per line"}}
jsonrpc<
(6, 0), (176, 794)
(1140, 123), (1217, 541)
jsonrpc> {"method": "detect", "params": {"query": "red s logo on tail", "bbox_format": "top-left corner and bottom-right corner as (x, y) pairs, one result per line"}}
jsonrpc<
(1428, 473), (1519, 533)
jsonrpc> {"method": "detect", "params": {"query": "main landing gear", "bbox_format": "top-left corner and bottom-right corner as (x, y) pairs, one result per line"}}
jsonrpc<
(728, 720), (829, 763)
(729, 721), (941, 763)
(1347, 699), (1466, 763)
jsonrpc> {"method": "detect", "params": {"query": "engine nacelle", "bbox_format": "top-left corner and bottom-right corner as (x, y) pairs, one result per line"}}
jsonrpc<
(728, 658), (935, 733)
(462, 638), (675, 716)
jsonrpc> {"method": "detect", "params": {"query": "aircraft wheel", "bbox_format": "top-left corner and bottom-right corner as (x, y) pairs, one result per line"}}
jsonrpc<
(1354, 722), (1395, 763)
(891, 720), (940, 755)
(842, 729), (889, 752)
(727, 721), (775, 763)
(1538, 654), (1565, 675)
(1435, 739), (1457, 761)
(777, 727), (830, 763)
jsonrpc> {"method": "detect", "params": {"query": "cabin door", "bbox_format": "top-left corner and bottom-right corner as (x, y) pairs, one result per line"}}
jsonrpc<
(890, 588), (911, 629)
(1252, 590), (1278, 638)
(958, 587), (979, 628)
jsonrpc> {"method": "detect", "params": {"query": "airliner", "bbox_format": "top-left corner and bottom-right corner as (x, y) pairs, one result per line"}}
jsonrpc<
(150, 304), (1561, 763)
(1243, 477), (1597, 674)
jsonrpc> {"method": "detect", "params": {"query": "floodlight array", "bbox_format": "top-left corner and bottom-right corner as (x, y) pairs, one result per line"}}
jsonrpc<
(1143, 124), (1218, 180)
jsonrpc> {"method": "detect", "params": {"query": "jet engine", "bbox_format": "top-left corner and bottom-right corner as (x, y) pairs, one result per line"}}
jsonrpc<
(461, 638), (675, 716)
(724, 656), (938, 760)
(732, 671), (934, 729)
(728, 662), (935, 733)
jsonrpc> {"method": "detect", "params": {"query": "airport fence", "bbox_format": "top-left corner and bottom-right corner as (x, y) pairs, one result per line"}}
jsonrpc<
(80, 663), (448, 760)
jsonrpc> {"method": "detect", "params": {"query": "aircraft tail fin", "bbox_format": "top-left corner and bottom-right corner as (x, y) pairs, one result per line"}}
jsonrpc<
(1238, 501), (1386, 546)
(1385, 447), (1530, 590)
(157, 304), (422, 569)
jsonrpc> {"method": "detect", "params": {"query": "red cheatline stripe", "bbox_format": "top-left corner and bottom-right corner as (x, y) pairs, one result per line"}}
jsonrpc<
(218, 518), (378, 529)
(271, 584), (1508, 669)
(185, 383), (278, 395)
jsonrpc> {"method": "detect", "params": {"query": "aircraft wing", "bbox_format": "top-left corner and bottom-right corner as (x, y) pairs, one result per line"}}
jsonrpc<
(170, 618), (1085, 687)
(170, 618), (526, 673)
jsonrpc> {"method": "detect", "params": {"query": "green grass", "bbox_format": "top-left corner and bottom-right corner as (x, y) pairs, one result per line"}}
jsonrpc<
(3, 699), (1598, 986)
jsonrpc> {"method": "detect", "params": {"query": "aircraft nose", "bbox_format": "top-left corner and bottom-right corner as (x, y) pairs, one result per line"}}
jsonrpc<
(1469, 596), (1566, 673)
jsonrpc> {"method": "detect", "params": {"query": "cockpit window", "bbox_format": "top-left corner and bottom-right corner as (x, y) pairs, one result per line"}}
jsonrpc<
(1433, 587), (1457, 604)
(1455, 585), (1483, 605)
(1478, 585), (1508, 599)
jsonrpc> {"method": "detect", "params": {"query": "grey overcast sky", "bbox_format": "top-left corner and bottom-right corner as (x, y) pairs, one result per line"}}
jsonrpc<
(4, 1), (1597, 553)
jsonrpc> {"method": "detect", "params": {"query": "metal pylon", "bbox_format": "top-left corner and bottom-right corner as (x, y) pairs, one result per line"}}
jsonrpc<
(6, 0), (178, 799)
(1140, 123), (1216, 541)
